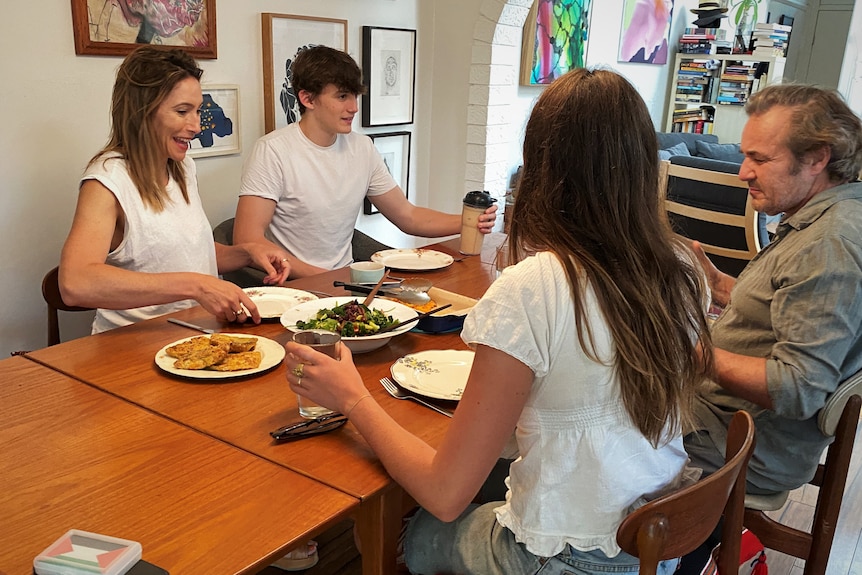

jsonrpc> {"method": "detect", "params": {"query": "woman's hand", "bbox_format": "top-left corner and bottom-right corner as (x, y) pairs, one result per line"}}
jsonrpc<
(284, 341), (369, 414)
(193, 275), (261, 323)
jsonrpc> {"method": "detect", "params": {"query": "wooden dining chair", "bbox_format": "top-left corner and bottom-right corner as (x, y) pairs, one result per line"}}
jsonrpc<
(617, 410), (755, 575)
(665, 156), (768, 277)
(743, 370), (862, 575)
(41, 266), (93, 347)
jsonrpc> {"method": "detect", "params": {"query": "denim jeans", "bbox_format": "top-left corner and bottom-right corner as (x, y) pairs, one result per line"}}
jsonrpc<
(403, 502), (681, 575)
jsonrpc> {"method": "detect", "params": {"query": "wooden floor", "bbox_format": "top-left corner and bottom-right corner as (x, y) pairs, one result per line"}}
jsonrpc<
(257, 422), (862, 575)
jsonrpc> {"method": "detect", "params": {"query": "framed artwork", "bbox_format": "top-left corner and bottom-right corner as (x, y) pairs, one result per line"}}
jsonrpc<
(520, 0), (592, 85)
(70, 0), (217, 58)
(189, 85), (240, 158)
(364, 131), (411, 215)
(262, 13), (348, 133)
(361, 27), (416, 127)
(618, 0), (673, 64)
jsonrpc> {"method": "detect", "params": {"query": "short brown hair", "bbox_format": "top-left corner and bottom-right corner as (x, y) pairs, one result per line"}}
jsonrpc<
(292, 46), (366, 114)
(746, 84), (862, 183)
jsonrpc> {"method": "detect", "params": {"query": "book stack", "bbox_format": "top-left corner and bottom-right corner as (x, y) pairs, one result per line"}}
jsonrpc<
(675, 59), (717, 103)
(679, 27), (727, 54)
(752, 23), (791, 57)
(717, 63), (757, 105)
(671, 105), (716, 134)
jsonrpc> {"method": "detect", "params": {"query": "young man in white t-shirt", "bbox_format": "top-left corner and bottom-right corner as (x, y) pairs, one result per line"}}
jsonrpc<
(235, 45), (497, 279)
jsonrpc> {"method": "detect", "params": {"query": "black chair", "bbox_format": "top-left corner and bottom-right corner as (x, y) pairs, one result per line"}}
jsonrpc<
(665, 156), (769, 277)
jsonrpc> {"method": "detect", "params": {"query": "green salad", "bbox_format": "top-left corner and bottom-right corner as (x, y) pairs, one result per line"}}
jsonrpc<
(296, 300), (400, 336)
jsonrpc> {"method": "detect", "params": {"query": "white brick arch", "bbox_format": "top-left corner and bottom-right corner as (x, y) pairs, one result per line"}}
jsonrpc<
(467, 0), (533, 201)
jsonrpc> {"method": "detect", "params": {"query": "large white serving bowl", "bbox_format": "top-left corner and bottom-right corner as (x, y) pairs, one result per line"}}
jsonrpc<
(280, 296), (418, 354)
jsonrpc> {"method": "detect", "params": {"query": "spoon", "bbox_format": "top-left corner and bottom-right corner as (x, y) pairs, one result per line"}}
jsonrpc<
(362, 274), (388, 307)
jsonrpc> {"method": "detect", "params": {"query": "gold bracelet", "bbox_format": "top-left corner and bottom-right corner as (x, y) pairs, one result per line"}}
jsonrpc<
(345, 393), (373, 418)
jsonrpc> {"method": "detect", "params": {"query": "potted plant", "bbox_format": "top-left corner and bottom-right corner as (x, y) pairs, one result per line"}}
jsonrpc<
(730, 0), (761, 51)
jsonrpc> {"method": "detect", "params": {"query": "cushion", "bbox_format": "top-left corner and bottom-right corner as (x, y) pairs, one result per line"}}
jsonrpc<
(659, 142), (691, 161)
(656, 132), (719, 155)
(695, 140), (745, 163)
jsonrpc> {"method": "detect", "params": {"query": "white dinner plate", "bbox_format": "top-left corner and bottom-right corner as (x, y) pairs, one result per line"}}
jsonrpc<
(242, 287), (318, 320)
(155, 333), (285, 379)
(371, 249), (455, 271)
(390, 349), (475, 401)
(280, 296), (418, 354)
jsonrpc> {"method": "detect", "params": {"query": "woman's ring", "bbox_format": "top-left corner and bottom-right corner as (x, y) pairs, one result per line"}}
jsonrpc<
(292, 364), (304, 378)
(234, 309), (244, 315)
(280, 258), (289, 263)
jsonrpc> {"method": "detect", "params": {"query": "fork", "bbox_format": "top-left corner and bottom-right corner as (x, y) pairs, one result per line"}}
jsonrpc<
(380, 377), (454, 417)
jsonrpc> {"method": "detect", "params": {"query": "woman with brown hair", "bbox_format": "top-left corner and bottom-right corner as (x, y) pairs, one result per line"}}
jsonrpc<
(60, 46), (290, 333)
(285, 68), (712, 574)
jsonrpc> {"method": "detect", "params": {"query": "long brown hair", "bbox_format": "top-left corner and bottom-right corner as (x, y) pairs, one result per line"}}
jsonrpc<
(89, 46), (203, 211)
(509, 68), (712, 446)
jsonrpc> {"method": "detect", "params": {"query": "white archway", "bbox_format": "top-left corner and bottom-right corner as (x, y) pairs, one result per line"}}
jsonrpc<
(464, 0), (533, 201)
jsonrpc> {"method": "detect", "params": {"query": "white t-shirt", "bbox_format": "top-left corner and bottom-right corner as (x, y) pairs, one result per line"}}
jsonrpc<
(461, 251), (689, 558)
(81, 154), (218, 333)
(239, 123), (397, 270)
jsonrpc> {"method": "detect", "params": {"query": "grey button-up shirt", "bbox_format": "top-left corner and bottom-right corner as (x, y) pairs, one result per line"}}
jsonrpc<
(691, 181), (862, 492)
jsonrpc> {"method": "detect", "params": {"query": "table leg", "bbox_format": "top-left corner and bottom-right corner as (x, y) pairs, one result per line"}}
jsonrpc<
(357, 484), (405, 575)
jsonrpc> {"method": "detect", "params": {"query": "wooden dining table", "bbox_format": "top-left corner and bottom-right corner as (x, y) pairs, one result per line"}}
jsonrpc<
(0, 355), (358, 575)
(24, 235), (506, 575)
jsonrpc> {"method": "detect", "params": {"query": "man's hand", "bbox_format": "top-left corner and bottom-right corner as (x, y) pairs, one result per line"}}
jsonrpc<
(690, 240), (735, 307)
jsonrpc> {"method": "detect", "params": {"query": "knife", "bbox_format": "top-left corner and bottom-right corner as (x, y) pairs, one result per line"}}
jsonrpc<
(167, 318), (216, 334)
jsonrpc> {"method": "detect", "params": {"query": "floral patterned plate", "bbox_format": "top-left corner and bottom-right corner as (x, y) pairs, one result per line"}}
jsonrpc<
(390, 350), (475, 401)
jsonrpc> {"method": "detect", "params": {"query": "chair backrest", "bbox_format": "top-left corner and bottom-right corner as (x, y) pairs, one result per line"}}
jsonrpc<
(743, 370), (862, 575)
(818, 368), (862, 436)
(41, 266), (92, 346)
(665, 157), (768, 277)
(617, 411), (755, 575)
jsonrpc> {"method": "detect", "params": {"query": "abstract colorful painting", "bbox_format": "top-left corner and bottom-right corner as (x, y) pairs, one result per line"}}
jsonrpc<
(618, 0), (674, 65)
(520, 0), (592, 85)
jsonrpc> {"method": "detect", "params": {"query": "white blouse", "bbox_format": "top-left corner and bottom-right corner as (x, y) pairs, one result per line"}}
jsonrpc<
(461, 251), (689, 558)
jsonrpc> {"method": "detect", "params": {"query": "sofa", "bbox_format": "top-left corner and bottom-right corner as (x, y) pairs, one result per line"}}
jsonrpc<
(656, 131), (745, 169)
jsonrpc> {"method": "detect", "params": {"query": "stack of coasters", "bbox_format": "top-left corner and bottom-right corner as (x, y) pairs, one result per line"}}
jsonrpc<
(34, 530), (142, 575)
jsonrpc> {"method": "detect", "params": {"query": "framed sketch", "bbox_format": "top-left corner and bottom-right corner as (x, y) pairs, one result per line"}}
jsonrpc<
(262, 13), (348, 133)
(361, 27), (416, 127)
(71, 0), (217, 58)
(520, 0), (592, 85)
(364, 131), (411, 215)
(189, 85), (240, 158)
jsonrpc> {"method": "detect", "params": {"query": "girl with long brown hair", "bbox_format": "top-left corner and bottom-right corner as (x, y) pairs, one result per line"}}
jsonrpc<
(285, 68), (712, 575)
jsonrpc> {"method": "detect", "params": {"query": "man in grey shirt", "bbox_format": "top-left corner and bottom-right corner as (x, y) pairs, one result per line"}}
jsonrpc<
(684, 84), (862, 494)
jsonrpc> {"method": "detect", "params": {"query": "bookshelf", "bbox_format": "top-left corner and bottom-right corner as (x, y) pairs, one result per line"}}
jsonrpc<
(665, 53), (786, 143)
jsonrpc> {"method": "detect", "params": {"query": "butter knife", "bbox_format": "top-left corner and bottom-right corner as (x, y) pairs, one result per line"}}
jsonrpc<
(167, 318), (215, 334)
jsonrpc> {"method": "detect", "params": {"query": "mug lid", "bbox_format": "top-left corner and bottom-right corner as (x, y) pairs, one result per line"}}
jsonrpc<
(463, 190), (498, 208)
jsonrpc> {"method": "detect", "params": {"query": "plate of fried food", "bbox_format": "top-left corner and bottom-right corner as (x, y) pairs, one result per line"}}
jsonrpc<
(155, 333), (286, 379)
